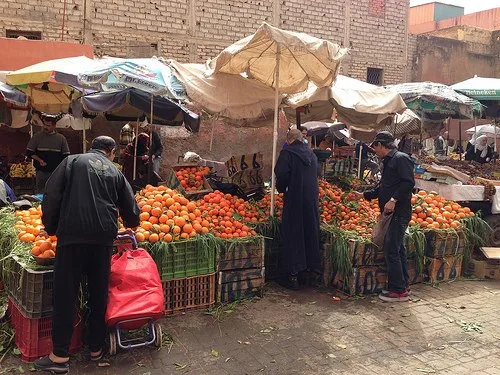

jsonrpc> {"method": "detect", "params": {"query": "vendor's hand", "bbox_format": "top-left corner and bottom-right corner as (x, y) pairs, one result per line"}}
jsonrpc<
(39, 159), (47, 167)
(384, 200), (396, 213)
(352, 191), (364, 200)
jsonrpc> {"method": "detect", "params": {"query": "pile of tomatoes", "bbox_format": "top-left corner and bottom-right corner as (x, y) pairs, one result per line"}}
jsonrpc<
(175, 166), (210, 191)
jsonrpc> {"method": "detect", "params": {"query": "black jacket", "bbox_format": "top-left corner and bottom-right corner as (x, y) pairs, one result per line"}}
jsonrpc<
(364, 149), (415, 218)
(42, 150), (140, 246)
(151, 131), (163, 157)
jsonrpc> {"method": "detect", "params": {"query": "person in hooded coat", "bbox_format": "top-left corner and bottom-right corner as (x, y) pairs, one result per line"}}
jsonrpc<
(465, 135), (493, 164)
(274, 129), (321, 290)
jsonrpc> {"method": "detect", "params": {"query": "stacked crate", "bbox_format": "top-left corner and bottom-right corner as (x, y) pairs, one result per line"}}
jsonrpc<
(216, 237), (265, 302)
(4, 255), (83, 361)
(323, 238), (388, 295)
(147, 240), (216, 314)
(421, 230), (465, 283)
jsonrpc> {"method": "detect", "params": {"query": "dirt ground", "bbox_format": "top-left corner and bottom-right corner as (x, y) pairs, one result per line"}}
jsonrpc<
(2, 279), (500, 375)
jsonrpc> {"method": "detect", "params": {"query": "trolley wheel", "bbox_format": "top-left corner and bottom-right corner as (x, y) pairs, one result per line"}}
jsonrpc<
(109, 331), (117, 355)
(154, 322), (162, 348)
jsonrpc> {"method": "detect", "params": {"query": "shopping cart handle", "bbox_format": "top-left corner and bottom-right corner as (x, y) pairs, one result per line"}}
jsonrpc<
(116, 230), (138, 249)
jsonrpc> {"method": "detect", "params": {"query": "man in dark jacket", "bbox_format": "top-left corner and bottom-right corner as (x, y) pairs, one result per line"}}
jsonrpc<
(354, 131), (415, 302)
(35, 136), (140, 374)
(274, 129), (321, 290)
(26, 115), (70, 194)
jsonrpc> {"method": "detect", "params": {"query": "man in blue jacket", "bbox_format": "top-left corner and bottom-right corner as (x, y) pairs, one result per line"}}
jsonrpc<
(35, 136), (140, 374)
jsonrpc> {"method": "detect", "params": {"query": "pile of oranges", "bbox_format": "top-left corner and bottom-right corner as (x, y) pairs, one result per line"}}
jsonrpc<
(175, 166), (210, 191)
(133, 186), (260, 243)
(409, 190), (474, 229)
(134, 185), (210, 243)
(196, 191), (258, 239)
(14, 207), (57, 258)
(318, 180), (380, 238)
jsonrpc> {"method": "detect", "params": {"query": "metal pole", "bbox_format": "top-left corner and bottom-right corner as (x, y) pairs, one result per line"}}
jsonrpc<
(209, 116), (216, 152)
(295, 107), (301, 129)
(270, 46), (281, 217)
(459, 121), (462, 161)
(357, 142), (363, 179)
(133, 120), (139, 180)
(147, 94), (154, 184)
(82, 126), (86, 153)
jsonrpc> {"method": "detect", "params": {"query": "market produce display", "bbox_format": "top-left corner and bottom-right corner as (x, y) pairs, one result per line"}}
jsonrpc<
(175, 166), (210, 191)
(133, 185), (259, 242)
(409, 190), (473, 229)
(422, 156), (499, 181)
(9, 163), (36, 178)
(13, 207), (57, 258)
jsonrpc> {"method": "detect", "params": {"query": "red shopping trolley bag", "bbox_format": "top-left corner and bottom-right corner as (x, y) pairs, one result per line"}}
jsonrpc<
(106, 242), (165, 329)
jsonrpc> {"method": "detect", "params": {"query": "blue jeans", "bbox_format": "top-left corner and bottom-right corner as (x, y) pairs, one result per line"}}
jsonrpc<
(383, 215), (410, 293)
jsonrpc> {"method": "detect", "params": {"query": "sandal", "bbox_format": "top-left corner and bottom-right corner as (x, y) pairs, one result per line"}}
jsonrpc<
(90, 350), (104, 362)
(34, 355), (69, 374)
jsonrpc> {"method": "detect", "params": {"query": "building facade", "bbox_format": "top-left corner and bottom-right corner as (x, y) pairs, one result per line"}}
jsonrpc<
(0, 0), (411, 85)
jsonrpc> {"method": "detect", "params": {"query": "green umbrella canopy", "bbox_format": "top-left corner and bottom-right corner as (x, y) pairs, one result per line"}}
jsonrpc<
(385, 81), (482, 119)
(452, 76), (500, 101)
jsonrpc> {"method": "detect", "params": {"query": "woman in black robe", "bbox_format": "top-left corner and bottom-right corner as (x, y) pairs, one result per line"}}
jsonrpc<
(274, 129), (321, 290)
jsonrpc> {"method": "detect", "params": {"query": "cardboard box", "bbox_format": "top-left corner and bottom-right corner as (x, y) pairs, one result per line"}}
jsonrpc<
(423, 255), (462, 283)
(217, 267), (265, 302)
(424, 230), (465, 258)
(474, 247), (500, 280)
(331, 266), (387, 296)
(217, 237), (264, 271)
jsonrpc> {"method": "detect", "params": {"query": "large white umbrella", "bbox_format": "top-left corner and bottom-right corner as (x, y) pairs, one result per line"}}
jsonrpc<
(465, 124), (500, 138)
(285, 75), (407, 129)
(167, 60), (281, 122)
(207, 23), (347, 214)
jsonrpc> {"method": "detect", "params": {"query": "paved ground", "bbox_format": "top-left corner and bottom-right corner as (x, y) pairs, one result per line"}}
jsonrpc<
(2, 280), (500, 375)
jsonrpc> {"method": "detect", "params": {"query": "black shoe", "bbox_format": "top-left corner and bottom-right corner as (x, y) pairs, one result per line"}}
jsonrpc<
(308, 270), (323, 287)
(34, 356), (69, 374)
(278, 273), (299, 290)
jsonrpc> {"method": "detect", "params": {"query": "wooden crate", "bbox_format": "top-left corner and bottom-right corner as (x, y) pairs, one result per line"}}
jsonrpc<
(423, 255), (462, 283)
(217, 237), (264, 272)
(424, 230), (465, 258)
(217, 267), (265, 303)
(165, 164), (213, 199)
(331, 266), (387, 296)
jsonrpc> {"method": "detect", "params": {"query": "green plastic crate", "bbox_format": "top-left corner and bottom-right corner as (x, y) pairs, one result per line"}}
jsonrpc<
(147, 240), (216, 280)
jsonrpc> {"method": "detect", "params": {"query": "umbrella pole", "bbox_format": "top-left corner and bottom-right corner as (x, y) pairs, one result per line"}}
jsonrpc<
(148, 93), (154, 184)
(82, 126), (86, 153)
(133, 118), (139, 181)
(270, 46), (281, 217)
(446, 116), (450, 156)
(358, 143), (363, 180)
(209, 115), (216, 152)
(295, 108), (301, 129)
(474, 117), (478, 153)
(419, 111), (423, 156)
(459, 121), (462, 161)
(495, 119), (498, 164)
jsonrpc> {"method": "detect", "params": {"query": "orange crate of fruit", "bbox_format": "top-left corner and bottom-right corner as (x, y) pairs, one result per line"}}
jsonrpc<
(166, 164), (213, 199)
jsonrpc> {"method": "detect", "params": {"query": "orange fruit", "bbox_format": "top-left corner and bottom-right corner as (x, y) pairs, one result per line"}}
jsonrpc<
(149, 233), (159, 243)
(139, 212), (150, 221)
(31, 246), (41, 256)
(135, 232), (145, 242)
